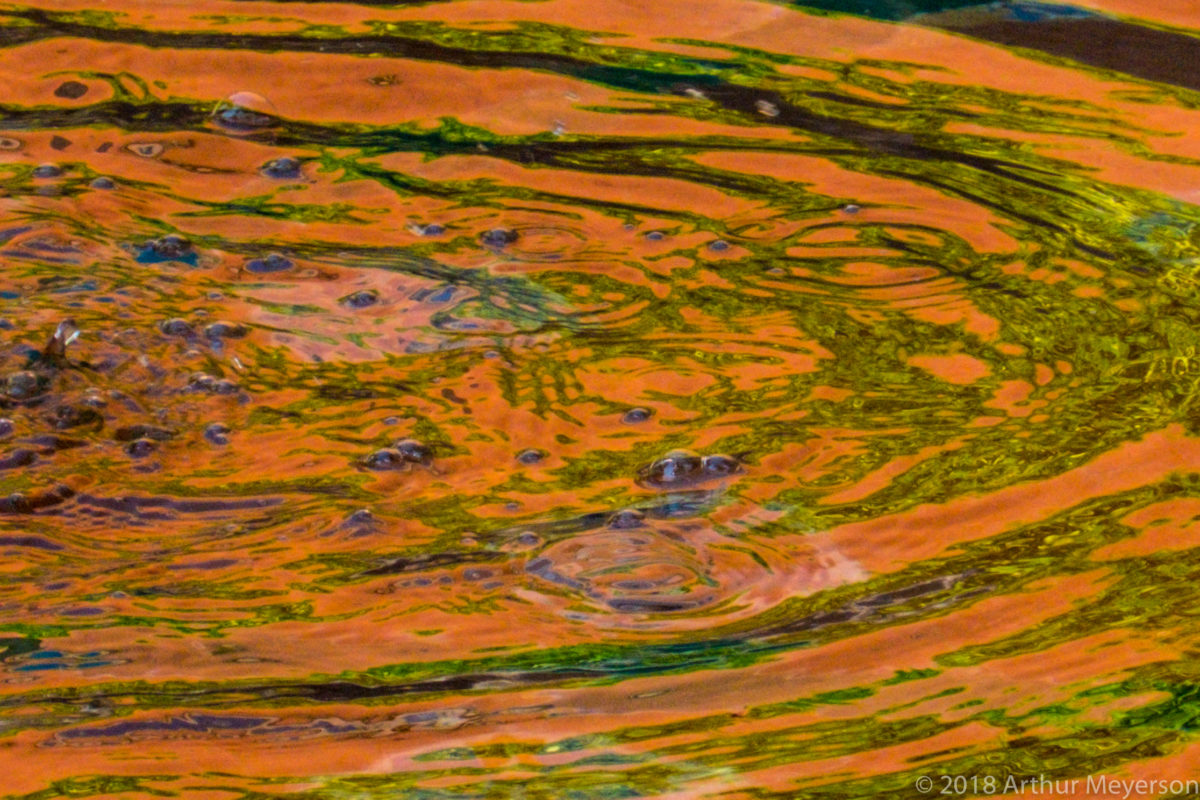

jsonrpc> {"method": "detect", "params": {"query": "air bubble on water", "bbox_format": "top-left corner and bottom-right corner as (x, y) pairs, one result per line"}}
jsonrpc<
(211, 91), (278, 133)
(755, 100), (780, 118)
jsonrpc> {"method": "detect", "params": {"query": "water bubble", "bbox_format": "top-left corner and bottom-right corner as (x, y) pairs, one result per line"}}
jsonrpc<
(347, 509), (374, 525)
(32, 163), (61, 178)
(622, 407), (652, 424)
(637, 450), (703, 488)
(707, 239), (729, 251)
(701, 454), (742, 477)
(0, 419), (12, 437)
(260, 157), (301, 179)
(140, 235), (194, 263)
(480, 228), (519, 247)
(204, 321), (248, 340)
(125, 438), (157, 458)
(645, 230), (665, 241)
(415, 223), (445, 237)
(188, 373), (219, 393)
(211, 92), (278, 132)
(5, 371), (40, 399)
(126, 142), (164, 159)
(51, 404), (103, 431)
(244, 253), (293, 273)
(158, 318), (193, 337)
(842, 204), (861, 214)
(516, 449), (545, 465)
(89, 177), (116, 190)
(607, 508), (646, 529)
(756, 99), (780, 117)
(364, 448), (403, 470)
(393, 438), (433, 465)
(340, 290), (378, 309)
(204, 423), (230, 445)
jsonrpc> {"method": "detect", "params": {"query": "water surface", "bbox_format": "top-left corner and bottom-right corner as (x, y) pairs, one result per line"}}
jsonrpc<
(3, 0), (1200, 797)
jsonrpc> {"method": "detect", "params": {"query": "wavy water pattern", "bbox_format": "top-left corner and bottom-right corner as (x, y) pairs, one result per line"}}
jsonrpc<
(2, 0), (1200, 797)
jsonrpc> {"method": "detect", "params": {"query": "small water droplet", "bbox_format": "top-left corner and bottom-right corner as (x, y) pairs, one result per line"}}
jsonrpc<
(32, 163), (61, 178)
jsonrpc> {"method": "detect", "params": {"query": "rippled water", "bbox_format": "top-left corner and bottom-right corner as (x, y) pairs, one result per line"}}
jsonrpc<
(4, 0), (1200, 797)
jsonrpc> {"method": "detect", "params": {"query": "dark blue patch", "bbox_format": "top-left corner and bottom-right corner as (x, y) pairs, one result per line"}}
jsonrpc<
(29, 650), (63, 660)
(136, 249), (199, 266)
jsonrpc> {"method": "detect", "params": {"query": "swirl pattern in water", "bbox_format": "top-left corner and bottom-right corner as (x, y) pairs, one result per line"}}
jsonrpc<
(3, 0), (1200, 796)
